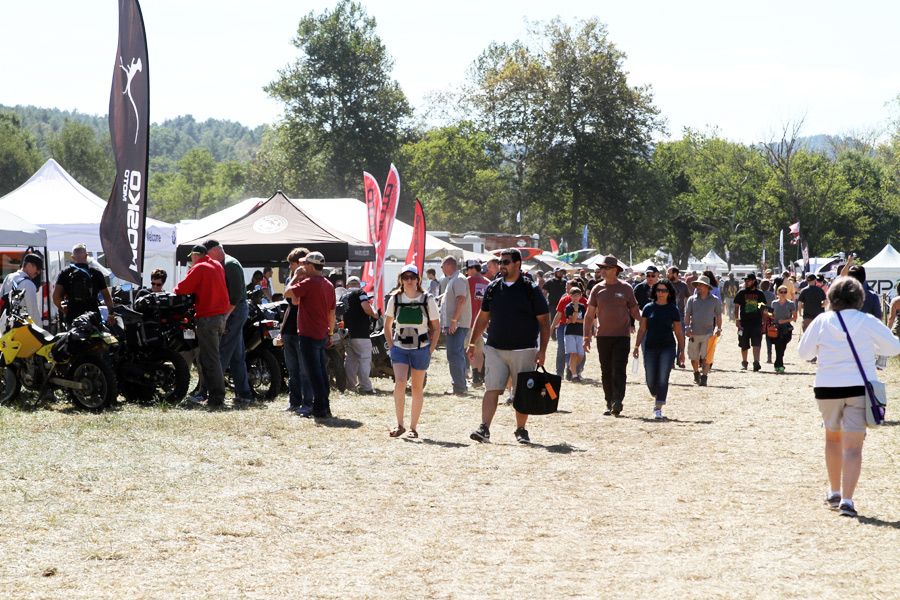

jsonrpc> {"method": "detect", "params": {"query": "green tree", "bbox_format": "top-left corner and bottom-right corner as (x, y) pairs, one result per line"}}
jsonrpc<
(149, 148), (245, 222)
(47, 120), (115, 197)
(0, 112), (43, 196)
(265, 0), (411, 197)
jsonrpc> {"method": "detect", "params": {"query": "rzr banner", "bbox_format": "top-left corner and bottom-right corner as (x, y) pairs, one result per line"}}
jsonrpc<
(374, 164), (400, 310)
(361, 172), (381, 295)
(100, 0), (149, 285)
(405, 199), (426, 276)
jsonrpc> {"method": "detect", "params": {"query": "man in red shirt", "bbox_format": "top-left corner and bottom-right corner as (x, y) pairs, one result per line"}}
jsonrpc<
(285, 251), (336, 418)
(174, 245), (230, 407)
(465, 259), (491, 386)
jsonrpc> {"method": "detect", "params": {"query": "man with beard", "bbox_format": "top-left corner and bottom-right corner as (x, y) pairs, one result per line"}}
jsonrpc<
(583, 255), (641, 417)
(733, 273), (767, 372)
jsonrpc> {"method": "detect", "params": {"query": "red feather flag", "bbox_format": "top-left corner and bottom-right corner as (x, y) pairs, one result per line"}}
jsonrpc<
(405, 199), (426, 275)
(361, 172), (381, 294)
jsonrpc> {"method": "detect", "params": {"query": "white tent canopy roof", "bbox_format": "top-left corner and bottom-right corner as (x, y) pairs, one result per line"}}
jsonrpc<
(864, 244), (900, 269)
(177, 197), (462, 261)
(0, 159), (175, 253)
(0, 207), (46, 247)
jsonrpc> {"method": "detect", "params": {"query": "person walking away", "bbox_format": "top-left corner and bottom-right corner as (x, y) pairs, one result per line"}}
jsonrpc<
(53, 243), (115, 329)
(439, 256), (472, 395)
(276, 248), (315, 413)
(383, 265), (439, 438)
(465, 259), (491, 387)
(468, 248), (550, 444)
(797, 277), (900, 517)
(583, 255), (641, 417)
(342, 275), (378, 394)
(204, 239), (252, 405)
(684, 275), (723, 386)
(760, 280), (776, 364)
(1, 253), (43, 323)
(284, 251), (336, 418)
(721, 273), (740, 322)
(733, 273), (767, 372)
(798, 273), (827, 332)
(174, 245), (229, 407)
(563, 286), (587, 382)
(666, 267), (690, 367)
(633, 278), (684, 419)
(842, 263), (882, 319)
(767, 285), (797, 374)
(543, 267), (569, 377)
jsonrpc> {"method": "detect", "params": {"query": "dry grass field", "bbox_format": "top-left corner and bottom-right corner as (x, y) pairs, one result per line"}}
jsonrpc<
(2, 327), (899, 599)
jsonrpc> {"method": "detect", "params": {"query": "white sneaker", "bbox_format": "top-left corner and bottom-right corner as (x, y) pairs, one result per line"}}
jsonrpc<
(653, 408), (663, 420)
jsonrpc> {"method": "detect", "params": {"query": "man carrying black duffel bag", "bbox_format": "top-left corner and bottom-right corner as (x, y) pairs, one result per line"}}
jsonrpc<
(467, 248), (550, 445)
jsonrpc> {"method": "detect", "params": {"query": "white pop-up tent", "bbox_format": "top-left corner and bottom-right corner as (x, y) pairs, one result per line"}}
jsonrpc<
(861, 244), (900, 298)
(177, 196), (462, 262)
(0, 159), (177, 290)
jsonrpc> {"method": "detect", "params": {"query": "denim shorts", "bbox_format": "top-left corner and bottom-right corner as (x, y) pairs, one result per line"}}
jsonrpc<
(390, 345), (432, 371)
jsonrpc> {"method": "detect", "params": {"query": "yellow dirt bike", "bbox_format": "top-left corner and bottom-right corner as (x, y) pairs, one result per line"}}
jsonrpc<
(0, 289), (118, 410)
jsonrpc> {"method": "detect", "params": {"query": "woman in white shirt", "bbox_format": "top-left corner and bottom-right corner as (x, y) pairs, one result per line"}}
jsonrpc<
(383, 265), (439, 439)
(798, 277), (900, 517)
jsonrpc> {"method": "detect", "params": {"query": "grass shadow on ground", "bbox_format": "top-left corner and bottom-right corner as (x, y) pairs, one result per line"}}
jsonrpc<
(534, 443), (587, 454)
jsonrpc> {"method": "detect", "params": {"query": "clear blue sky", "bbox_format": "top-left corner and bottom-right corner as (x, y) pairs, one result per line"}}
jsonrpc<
(3, 0), (898, 143)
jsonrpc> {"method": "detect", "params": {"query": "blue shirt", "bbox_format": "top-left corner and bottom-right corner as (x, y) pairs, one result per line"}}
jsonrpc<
(641, 301), (681, 350)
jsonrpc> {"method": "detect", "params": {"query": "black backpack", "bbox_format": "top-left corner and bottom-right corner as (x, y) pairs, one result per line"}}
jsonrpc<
(66, 266), (95, 304)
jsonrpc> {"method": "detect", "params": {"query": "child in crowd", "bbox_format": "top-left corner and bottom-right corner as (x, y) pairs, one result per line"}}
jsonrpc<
(564, 287), (586, 382)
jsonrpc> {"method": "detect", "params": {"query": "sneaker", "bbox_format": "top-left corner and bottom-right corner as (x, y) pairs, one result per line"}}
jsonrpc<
(741, 361), (748, 371)
(281, 404), (300, 412)
(514, 427), (531, 444)
(693, 371), (701, 384)
(358, 388), (376, 395)
(699, 375), (707, 386)
(565, 369), (572, 381)
(839, 500), (857, 517)
(187, 395), (207, 404)
(653, 408), (663, 420)
(825, 492), (841, 509)
(295, 406), (313, 417)
(776, 367), (785, 374)
(612, 402), (623, 417)
(571, 375), (582, 382)
(470, 423), (491, 443)
(753, 362), (761, 372)
(232, 397), (252, 405)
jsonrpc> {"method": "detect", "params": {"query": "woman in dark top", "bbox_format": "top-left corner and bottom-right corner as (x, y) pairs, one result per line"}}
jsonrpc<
(633, 278), (685, 420)
(766, 284), (797, 374)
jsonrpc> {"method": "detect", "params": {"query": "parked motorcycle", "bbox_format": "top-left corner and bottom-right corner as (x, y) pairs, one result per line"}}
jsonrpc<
(0, 290), (118, 410)
(239, 299), (283, 399)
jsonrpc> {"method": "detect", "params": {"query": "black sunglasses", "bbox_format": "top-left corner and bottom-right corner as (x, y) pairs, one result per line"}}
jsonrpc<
(655, 288), (669, 293)
(500, 259), (515, 265)
(401, 274), (418, 280)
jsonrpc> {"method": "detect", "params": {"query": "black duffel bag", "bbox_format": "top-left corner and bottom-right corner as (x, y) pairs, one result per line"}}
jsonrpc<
(513, 366), (561, 415)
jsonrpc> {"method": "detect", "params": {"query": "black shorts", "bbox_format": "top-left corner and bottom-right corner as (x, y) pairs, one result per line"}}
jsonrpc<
(738, 321), (762, 350)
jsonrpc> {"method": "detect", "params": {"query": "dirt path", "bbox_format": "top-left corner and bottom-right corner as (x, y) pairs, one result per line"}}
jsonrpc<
(1, 326), (898, 599)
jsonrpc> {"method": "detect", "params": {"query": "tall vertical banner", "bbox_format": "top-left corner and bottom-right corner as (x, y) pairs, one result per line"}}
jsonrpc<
(581, 225), (588, 250)
(801, 239), (810, 273)
(779, 229), (785, 272)
(361, 172), (381, 295)
(405, 199), (426, 276)
(373, 164), (400, 311)
(100, 0), (149, 285)
(761, 240), (766, 271)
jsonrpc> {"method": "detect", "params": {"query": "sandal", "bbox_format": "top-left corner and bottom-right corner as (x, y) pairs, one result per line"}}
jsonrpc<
(389, 425), (406, 438)
(406, 429), (418, 439)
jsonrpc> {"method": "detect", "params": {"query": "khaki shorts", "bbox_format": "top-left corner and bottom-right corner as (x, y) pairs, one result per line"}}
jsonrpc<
(817, 395), (867, 434)
(483, 345), (537, 393)
(687, 333), (712, 362)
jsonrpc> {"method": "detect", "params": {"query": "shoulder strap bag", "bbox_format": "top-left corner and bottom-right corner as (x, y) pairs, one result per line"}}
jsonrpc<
(836, 311), (886, 427)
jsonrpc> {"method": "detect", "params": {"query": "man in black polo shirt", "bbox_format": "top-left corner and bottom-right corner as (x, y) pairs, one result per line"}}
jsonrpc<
(733, 273), (767, 371)
(797, 273), (827, 331)
(467, 248), (550, 445)
(342, 276), (379, 394)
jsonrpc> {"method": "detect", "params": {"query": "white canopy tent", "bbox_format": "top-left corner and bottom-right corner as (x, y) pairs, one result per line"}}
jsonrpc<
(176, 196), (463, 263)
(0, 159), (177, 291)
(0, 208), (48, 325)
(861, 244), (900, 298)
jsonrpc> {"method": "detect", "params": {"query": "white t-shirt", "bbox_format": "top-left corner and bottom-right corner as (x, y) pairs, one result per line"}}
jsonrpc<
(1, 271), (40, 323)
(386, 292), (439, 350)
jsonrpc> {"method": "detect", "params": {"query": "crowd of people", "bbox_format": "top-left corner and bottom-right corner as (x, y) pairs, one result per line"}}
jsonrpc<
(6, 243), (899, 519)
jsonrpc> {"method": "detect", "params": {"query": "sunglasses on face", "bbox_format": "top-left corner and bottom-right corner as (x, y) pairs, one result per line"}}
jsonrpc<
(151, 281), (163, 288)
(655, 288), (669, 293)
(778, 290), (788, 294)
(646, 274), (658, 278)
(500, 259), (515, 265)
(599, 266), (615, 270)
(401, 274), (418, 281)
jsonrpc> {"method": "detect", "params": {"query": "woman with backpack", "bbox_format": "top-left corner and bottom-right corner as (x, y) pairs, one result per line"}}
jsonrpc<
(383, 264), (439, 438)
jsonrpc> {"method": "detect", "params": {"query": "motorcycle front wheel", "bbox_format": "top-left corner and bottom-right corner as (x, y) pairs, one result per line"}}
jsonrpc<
(68, 356), (117, 411)
(246, 349), (281, 400)
(145, 349), (190, 404)
(0, 366), (21, 405)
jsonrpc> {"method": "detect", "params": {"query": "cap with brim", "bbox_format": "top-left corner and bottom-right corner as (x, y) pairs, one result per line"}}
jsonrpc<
(347, 276), (361, 286)
(554, 267), (566, 273)
(692, 275), (714, 289)
(806, 273), (816, 281)
(744, 273), (757, 281)
(465, 259), (481, 269)
(645, 266), (659, 274)
(401, 264), (419, 276)
(189, 245), (207, 256)
(305, 251), (325, 266)
(816, 274), (825, 282)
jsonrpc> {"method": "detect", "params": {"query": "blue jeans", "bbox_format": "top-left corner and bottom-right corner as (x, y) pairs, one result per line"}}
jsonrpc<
(446, 327), (469, 392)
(643, 345), (676, 405)
(282, 333), (313, 409)
(299, 335), (330, 414)
(220, 301), (251, 399)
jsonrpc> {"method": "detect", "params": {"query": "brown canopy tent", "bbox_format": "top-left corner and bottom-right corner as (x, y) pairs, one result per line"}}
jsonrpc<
(176, 191), (375, 266)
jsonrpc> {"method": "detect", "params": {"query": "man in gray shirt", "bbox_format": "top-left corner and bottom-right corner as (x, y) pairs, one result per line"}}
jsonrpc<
(440, 256), (472, 395)
(684, 275), (723, 386)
